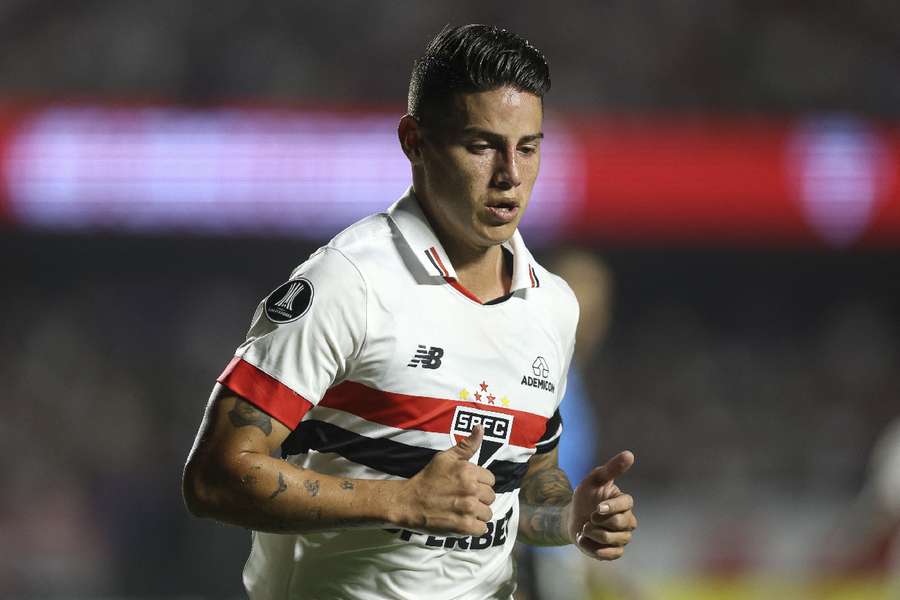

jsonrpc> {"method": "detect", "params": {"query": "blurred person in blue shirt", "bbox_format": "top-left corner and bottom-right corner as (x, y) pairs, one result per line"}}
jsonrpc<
(524, 249), (645, 600)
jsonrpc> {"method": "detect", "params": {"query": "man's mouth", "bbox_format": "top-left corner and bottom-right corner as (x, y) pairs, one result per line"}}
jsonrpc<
(484, 200), (520, 224)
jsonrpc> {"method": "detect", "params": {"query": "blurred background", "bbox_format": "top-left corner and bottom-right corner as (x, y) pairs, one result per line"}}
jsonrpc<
(1, 1), (898, 598)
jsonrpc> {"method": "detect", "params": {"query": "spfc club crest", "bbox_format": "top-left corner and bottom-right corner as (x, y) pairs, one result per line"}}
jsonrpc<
(450, 406), (514, 468)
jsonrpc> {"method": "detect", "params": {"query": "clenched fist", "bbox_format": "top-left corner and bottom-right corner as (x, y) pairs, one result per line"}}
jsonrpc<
(391, 426), (497, 535)
(568, 451), (637, 561)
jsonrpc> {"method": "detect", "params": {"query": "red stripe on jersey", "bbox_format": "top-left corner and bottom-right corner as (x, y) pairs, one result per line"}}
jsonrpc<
(218, 357), (313, 429)
(318, 381), (549, 448)
(445, 277), (483, 304)
(428, 247), (450, 277)
(528, 265), (536, 288)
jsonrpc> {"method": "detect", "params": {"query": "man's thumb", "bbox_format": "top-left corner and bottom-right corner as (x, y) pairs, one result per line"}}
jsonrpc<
(589, 450), (635, 485)
(450, 425), (484, 460)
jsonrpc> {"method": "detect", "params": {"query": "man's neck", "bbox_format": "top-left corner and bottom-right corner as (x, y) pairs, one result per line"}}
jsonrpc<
(414, 187), (513, 303)
(442, 240), (512, 303)
(448, 246), (512, 302)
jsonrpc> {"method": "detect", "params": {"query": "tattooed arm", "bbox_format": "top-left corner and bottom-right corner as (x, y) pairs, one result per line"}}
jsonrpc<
(183, 383), (497, 537)
(517, 447), (575, 546)
(518, 447), (638, 560)
(182, 384), (397, 534)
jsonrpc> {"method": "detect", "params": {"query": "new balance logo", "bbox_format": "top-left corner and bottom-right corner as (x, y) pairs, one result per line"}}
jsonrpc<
(407, 345), (444, 369)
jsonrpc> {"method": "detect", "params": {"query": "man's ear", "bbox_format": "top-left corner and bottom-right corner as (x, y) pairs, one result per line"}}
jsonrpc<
(398, 114), (424, 165)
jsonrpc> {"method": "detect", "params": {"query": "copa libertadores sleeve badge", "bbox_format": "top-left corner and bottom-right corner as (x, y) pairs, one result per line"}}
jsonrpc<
(264, 277), (314, 323)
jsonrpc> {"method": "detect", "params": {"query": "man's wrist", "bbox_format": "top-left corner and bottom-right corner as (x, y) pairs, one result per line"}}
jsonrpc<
(561, 500), (576, 545)
(365, 479), (410, 527)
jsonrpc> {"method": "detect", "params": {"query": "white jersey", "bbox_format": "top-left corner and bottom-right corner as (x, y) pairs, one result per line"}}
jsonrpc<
(218, 188), (578, 600)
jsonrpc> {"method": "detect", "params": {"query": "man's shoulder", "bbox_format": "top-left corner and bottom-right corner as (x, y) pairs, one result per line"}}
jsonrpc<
(528, 260), (580, 338)
(325, 211), (396, 264)
(282, 212), (394, 283)
(532, 261), (579, 309)
(294, 211), (398, 283)
(327, 210), (392, 250)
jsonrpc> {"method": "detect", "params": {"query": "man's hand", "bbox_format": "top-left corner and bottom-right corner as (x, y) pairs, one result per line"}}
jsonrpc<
(390, 426), (496, 535)
(568, 451), (637, 560)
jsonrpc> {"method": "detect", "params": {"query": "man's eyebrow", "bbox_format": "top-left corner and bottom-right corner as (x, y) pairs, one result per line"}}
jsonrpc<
(520, 132), (545, 143)
(461, 127), (544, 143)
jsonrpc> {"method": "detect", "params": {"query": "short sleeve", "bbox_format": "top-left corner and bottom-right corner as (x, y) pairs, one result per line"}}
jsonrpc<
(218, 248), (367, 429)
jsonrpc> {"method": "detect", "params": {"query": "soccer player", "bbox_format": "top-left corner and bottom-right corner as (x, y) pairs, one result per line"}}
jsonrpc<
(183, 24), (637, 599)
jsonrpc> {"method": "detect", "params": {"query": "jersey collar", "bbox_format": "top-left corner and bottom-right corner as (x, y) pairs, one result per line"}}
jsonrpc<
(387, 187), (541, 293)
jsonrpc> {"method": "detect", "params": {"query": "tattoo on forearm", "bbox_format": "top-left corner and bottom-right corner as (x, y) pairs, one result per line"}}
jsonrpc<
(521, 465), (573, 505)
(303, 479), (320, 497)
(518, 458), (574, 546)
(519, 505), (570, 546)
(269, 472), (288, 500)
(228, 399), (273, 436)
(340, 480), (354, 490)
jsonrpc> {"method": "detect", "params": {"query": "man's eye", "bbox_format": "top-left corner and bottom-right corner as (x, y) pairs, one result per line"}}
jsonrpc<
(518, 145), (537, 155)
(467, 143), (491, 153)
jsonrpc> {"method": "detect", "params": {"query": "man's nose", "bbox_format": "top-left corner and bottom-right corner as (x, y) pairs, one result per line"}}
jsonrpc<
(492, 147), (521, 190)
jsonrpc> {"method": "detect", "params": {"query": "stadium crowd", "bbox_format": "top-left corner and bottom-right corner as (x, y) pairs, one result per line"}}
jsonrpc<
(0, 0), (897, 116)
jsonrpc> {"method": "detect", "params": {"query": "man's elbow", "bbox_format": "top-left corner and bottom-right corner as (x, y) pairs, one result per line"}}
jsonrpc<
(182, 458), (221, 519)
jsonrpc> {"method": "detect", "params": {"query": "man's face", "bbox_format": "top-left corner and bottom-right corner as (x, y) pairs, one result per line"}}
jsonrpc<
(414, 86), (544, 251)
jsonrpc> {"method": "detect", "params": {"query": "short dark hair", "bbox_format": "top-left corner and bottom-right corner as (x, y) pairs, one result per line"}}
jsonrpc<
(407, 24), (551, 121)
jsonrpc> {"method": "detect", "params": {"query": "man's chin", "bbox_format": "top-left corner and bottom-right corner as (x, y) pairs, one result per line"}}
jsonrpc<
(479, 222), (519, 246)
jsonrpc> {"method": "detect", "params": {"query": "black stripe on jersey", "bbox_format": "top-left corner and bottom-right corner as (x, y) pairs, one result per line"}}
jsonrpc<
(530, 266), (541, 287)
(534, 434), (560, 454)
(534, 408), (561, 454)
(282, 420), (529, 493)
(424, 249), (443, 276)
